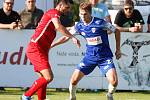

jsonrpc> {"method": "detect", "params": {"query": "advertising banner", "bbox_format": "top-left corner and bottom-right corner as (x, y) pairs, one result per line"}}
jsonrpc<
(0, 30), (150, 90)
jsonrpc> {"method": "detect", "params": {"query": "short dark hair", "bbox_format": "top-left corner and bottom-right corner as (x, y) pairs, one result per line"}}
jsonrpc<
(56, 0), (71, 5)
(124, 0), (134, 7)
(79, 2), (92, 14)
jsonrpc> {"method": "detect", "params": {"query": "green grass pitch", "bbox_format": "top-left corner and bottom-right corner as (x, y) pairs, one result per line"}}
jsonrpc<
(0, 88), (149, 100)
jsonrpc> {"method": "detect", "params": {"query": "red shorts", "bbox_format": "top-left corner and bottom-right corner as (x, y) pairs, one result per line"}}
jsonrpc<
(26, 42), (50, 72)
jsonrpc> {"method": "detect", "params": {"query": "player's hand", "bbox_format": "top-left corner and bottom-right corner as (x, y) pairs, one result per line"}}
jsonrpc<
(115, 49), (121, 60)
(72, 37), (81, 48)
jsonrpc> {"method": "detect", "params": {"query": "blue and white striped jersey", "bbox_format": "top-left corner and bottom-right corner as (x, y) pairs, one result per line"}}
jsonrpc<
(74, 17), (116, 59)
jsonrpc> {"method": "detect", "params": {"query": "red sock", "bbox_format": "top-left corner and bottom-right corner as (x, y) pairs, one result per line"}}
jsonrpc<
(25, 77), (47, 97)
(37, 84), (47, 100)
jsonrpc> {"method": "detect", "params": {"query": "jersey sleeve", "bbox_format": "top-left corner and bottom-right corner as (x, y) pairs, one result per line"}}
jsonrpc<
(47, 9), (60, 19)
(103, 20), (116, 33)
(68, 23), (80, 35)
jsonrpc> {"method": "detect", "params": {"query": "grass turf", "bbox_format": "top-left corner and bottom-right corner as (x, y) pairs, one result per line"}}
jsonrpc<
(0, 88), (149, 100)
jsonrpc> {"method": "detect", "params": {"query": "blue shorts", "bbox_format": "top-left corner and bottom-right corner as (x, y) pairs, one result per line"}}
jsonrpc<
(76, 56), (115, 75)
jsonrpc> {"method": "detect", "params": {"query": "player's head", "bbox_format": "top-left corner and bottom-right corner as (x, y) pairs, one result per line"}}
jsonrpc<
(79, 2), (92, 23)
(55, 0), (71, 14)
(89, 0), (99, 6)
(25, 0), (36, 11)
(123, 0), (134, 18)
(3, 0), (14, 11)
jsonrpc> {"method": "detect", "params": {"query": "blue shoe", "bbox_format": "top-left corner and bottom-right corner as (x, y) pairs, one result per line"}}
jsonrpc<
(21, 95), (32, 100)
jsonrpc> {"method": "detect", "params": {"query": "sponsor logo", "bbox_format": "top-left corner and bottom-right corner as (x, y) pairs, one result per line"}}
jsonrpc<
(86, 36), (102, 45)
(0, 46), (32, 65)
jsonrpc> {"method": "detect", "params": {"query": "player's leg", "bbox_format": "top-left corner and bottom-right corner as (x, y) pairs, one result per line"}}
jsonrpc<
(22, 68), (53, 100)
(69, 56), (97, 100)
(98, 58), (117, 100)
(22, 44), (53, 100)
(106, 68), (118, 100)
(106, 68), (118, 93)
(69, 69), (85, 100)
(36, 73), (48, 100)
(22, 71), (48, 100)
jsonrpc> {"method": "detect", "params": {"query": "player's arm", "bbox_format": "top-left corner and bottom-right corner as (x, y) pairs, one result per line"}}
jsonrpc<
(114, 28), (121, 60)
(52, 17), (73, 37)
(105, 21), (121, 59)
(51, 17), (80, 48)
(51, 36), (70, 48)
(51, 26), (79, 48)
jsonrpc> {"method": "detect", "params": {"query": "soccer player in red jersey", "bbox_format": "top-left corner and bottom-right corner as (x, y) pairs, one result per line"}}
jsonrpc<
(21, 0), (81, 100)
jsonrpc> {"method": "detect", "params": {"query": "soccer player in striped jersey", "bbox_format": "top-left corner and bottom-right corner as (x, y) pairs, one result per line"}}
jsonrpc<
(51, 2), (121, 100)
(21, 0), (80, 100)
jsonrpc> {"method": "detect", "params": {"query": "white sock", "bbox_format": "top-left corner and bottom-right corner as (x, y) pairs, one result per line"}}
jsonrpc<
(108, 83), (116, 94)
(69, 83), (77, 99)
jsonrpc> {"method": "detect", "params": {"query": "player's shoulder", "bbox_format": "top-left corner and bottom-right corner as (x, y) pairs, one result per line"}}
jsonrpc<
(44, 9), (60, 17)
(76, 21), (83, 27)
(93, 17), (105, 24)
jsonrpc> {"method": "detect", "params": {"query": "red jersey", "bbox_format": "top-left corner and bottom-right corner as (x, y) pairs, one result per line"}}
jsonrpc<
(30, 9), (60, 52)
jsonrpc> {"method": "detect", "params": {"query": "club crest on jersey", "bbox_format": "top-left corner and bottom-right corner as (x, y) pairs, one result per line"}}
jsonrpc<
(91, 28), (96, 33)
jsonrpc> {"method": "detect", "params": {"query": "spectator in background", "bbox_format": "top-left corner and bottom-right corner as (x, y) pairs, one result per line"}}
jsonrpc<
(114, 0), (144, 32)
(147, 14), (150, 32)
(0, 0), (22, 29)
(89, 0), (111, 23)
(20, 0), (44, 29)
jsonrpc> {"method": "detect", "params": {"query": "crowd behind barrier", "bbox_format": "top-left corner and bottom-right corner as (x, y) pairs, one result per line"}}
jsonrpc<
(0, 0), (149, 31)
(0, 0), (44, 29)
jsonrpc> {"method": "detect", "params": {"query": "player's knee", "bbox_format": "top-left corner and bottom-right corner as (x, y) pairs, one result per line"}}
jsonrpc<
(113, 79), (118, 86)
(45, 76), (53, 83)
(109, 76), (118, 87)
(111, 80), (118, 87)
(71, 80), (78, 85)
